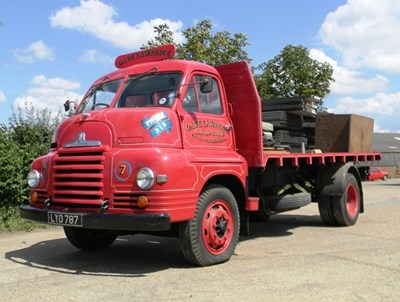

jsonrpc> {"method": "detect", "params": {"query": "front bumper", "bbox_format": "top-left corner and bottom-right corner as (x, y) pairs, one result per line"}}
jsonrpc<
(20, 205), (171, 232)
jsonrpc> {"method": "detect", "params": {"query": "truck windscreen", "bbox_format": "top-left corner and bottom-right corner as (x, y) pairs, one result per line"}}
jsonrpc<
(117, 72), (182, 108)
(79, 78), (123, 113)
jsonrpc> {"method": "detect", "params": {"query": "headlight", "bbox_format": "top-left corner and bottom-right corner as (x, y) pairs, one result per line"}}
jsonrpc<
(27, 170), (41, 188)
(136, 167), (154, 190)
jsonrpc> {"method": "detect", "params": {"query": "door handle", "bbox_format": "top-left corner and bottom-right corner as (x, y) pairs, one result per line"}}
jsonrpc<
(224, 124), (232, 131)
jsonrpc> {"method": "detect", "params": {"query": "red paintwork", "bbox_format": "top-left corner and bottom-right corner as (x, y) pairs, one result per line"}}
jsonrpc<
(216, 62), (263, 167)
(262, 152), (381, 167)
(28, 46), (382, 226)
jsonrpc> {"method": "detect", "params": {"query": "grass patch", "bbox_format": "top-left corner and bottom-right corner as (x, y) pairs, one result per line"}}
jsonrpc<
(0, 206), (46, 232)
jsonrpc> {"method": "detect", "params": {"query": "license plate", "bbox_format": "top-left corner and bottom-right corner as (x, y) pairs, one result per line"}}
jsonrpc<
(48, 212), (83, 227)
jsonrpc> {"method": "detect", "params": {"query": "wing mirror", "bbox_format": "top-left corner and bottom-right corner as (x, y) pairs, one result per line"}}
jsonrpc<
(63, 100), (78, 112)
(200, 77), (213, 93)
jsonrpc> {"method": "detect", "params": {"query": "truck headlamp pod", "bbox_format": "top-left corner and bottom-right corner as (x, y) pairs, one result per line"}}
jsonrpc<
(27, 170), (41, 188)
(136, 167), (154, 190)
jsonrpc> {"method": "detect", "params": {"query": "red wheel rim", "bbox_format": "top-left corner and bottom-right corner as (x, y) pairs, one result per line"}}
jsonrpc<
(201, 199), (234, 255)
(346, 183), (359, 218)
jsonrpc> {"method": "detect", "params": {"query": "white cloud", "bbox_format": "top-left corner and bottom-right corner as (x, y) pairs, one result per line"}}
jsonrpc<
(13, 40), (55, 64)
(50, 0), (184, 50)
(14, 75), (82, 113)
(310, 48), (389, 94)
(328, 92), (400, 117)
(327, 92), (400, 132)
(373, 124), (399, 133)
(79, 49), (113, 66)
(319, 0), (400, 73)
(0, 89), (5, 102)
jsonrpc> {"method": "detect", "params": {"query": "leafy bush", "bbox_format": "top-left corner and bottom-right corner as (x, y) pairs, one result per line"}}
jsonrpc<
(0, 101), (63, 231)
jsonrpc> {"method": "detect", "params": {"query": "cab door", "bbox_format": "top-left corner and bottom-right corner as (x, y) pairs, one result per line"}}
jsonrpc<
(177, 74), (235, 152)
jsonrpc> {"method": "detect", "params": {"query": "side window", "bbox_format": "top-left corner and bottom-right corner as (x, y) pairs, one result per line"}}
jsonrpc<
(182, 79), (199, 112)
(197, 76), (222, 115)
(182, 75), (223, 115)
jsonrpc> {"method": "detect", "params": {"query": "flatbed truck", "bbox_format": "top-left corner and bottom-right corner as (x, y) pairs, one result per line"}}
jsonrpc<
(20, 44), (381, 266)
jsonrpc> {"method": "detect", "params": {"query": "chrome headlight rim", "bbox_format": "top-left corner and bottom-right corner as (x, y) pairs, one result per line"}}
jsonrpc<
(27, 170), (41, 188)
(136, 167), (155, 190)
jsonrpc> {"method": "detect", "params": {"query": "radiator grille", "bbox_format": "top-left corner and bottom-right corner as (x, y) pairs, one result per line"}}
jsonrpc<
(52, 147), (106, 208)
(113, 192), (141, 209)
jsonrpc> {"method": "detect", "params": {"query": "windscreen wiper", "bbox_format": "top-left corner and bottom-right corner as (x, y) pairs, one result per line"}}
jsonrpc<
(125, 67), (158, 83)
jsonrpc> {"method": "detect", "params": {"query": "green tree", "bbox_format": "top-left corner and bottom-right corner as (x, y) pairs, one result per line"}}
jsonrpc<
(0, 101), (63, 230)
(0, 124), (26, 211)
(142, 19), (251, 66)
(143, 23), (175, 48)
(255, 45), (334, 109)
(8, 101), (62, 159)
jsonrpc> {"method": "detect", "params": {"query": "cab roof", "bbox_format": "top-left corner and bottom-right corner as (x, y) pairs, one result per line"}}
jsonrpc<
(91, 44), (219, 86)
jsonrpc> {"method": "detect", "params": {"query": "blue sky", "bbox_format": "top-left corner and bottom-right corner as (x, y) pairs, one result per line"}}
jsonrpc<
(1, 0), (399, 132)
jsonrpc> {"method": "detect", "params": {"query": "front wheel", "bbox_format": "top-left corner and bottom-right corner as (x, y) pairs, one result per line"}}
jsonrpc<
(63, 227), (117, 250)
(179, 185), (240, 266)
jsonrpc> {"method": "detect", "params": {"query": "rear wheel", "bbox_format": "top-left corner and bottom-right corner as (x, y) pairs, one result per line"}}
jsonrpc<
(179, 185), (240, 266)
(332, 174), (361, 226)
(318, 196), (337, 226)
(318, 173), (361, 226)
(63, 227), (117, 250)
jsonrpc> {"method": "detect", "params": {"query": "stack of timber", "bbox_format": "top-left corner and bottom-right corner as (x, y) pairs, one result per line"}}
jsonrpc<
(261, 96), (318, 152)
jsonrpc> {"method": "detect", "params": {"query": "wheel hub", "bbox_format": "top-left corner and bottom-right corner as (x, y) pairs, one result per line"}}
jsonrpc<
(216, 217), (227, 237)
(202, 201), (233, 253)
(346, 183), (358, 217)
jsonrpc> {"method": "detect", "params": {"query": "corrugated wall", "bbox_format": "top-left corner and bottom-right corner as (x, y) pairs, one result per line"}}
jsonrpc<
(373, 152), (400, 178)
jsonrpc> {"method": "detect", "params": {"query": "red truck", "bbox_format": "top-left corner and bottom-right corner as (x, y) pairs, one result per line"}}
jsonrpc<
(20, 44), (381, 266)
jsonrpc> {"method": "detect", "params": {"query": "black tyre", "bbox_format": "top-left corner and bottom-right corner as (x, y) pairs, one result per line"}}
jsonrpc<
(179, 185), (240, 266)
(331, 174), (361, 226)
(268, 192), (311, 212)
(63, 227), (117, 250)
(318, 196), (338, 226)
(382, 175), (388, 181)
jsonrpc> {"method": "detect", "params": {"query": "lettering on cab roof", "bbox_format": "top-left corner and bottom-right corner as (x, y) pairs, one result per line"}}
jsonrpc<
(115, 44), (176, 69)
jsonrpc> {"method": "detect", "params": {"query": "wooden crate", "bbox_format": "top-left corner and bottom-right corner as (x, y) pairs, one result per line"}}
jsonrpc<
(315, 114), (374, 152)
